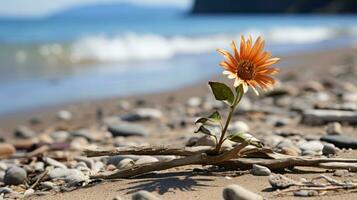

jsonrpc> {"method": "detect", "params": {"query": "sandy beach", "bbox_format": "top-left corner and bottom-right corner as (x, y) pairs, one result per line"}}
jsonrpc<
(0, 46), (356, 200)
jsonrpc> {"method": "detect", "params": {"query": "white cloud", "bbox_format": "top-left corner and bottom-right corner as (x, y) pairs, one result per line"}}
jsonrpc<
(0, 0), (192, 17)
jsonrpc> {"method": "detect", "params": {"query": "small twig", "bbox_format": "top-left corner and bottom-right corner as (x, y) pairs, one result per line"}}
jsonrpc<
(217, 157), (357, 170)
(29, 170), (48, 190)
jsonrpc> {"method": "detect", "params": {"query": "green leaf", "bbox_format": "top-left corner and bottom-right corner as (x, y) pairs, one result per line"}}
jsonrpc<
(234, 84), (244, 106)
(228, 132), (263, 148)
(195, 111), (221, 124)
(208, 111), (221, 121)
(194, 125), (214, 136)
(209, 82), (234, 105)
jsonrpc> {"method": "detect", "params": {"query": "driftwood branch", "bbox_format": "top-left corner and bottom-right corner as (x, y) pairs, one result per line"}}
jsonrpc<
(91, 143), (248, 179)
(84, 146), (213, 157)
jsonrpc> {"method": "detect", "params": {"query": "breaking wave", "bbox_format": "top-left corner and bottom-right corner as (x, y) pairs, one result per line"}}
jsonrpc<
(30, 26), (357, 64)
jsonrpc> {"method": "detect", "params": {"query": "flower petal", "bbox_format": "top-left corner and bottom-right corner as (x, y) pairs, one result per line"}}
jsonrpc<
(234, 78), (243, 87)
(230, 41), (240, 61)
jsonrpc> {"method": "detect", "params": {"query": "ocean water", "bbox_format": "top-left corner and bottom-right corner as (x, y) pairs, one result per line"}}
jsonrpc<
(0, 5), (357, 114)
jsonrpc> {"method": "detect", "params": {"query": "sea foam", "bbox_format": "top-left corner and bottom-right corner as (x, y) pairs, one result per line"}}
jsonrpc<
(36, 26), (355, 64)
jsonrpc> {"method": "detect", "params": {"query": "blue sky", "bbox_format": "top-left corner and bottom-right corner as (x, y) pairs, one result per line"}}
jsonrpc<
(1, 0), (192, 17)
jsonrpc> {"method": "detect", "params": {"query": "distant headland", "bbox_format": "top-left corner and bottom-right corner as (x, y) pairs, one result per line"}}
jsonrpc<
(192, 0), (357, 14)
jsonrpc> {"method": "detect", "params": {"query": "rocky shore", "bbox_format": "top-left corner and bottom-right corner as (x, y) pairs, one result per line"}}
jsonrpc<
(0, 47), (356, 199)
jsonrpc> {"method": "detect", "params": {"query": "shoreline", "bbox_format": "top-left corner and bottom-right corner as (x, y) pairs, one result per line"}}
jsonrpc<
(0, 46), (356, 138)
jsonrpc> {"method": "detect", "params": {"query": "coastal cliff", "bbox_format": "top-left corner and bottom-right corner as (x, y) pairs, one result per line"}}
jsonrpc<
(192, 0), (357, 14)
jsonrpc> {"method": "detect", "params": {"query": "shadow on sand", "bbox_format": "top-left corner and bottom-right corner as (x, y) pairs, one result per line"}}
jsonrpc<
(118, 170), (216, 195)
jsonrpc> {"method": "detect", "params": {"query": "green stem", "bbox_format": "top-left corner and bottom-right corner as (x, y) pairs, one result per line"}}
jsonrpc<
(214, 106), (234, 154)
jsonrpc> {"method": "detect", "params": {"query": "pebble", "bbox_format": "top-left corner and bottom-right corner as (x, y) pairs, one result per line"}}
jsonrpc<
(108, 123), (148, 137)
(117, 158), (134, 169)
(0, 171), (4, 182)
(33, 162), (45, 171)
(321, 135), (357, 149)
(333, 169), (351, 177)
(268, 174), (297, 189)
(294, 190), (318, 197)
(41, 181), (56, 190)
(113, 196), (122, 200)
(65, 173), (88, 187)
(57, 110), (72, 121)
(251, 164), (271, 176)
(186, 97), (202, 107)
(326, 122), (342, 135)
(322, 143), (336, 156)
(299, 141), (323, 153)
(121, 108), (162, 121)
(4, 166), (27, 186)
(23, 188), (34, 198)
(194, 135), (216, 147)
(135, 156), (159, 165)
(106, 155), (139, 166)
(48, 168), (82, 180)
(302, 109), (357, 125)
(75, 156), (94, 170)
(222, 184), (263, 200)
(132, 190), (161, 200)
(0, 187), (13, 194)
(71, 130), (95, 142)
(44, 157), (67, 169)
(14, 126), (36, 139)
(278, 147), (299, 156)
(0, 143), (16, 158)
(229, 121), (250, 133)
(50, 131), (69, 141)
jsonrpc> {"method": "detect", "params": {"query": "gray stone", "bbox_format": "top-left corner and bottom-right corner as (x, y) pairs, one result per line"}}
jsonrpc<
(229, 121), (249, 133)
(44, 157), (67, 169)
(106, 155), (139, 166)
(186, 97), (202, 107)
(4, 167), (27, 186)
(0, 162), (7, 171)
(322, 143), (336, 156)
(299, 141), (323, 153)
(50, 131), (69, 141)
(321, 135), (357, 149)
(302, 109), (357, 125)
(194, 135), (216, 147)
(57, 110), (72, 121)
(326, 122), (342, 135)
(71, 130), (94, 142)
(222, 184), (263, 200)
(0, 187), (13, 194)
(65, 173), (88, 187)
(268, 174), (297, 189)
(33, 162), (45, 171)
(0, 171), (5, 182)
(48, 168), (82, 180)
(108, 123), (148, 137)
(14, 126), (36, 139)
(41, 181), (56, 190)
(294, 190), (318, 197)
(121, 108), (162, 121)
(135, 156), (159, 165)
(117, 158), (134, 169)
(23, 188), (34, 198)
(251, 164), (271, 176)
(132, 190), (161, 200)
(333, 169), (351, 177)
(74, 156), (94, 170)
(93, 161), (104, 173)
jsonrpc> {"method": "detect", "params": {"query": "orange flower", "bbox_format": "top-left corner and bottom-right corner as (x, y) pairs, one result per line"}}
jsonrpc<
(217, 35), (280, 95)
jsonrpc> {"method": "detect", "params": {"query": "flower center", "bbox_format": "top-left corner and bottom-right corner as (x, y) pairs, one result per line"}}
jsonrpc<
(237, 60), (256, 80)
